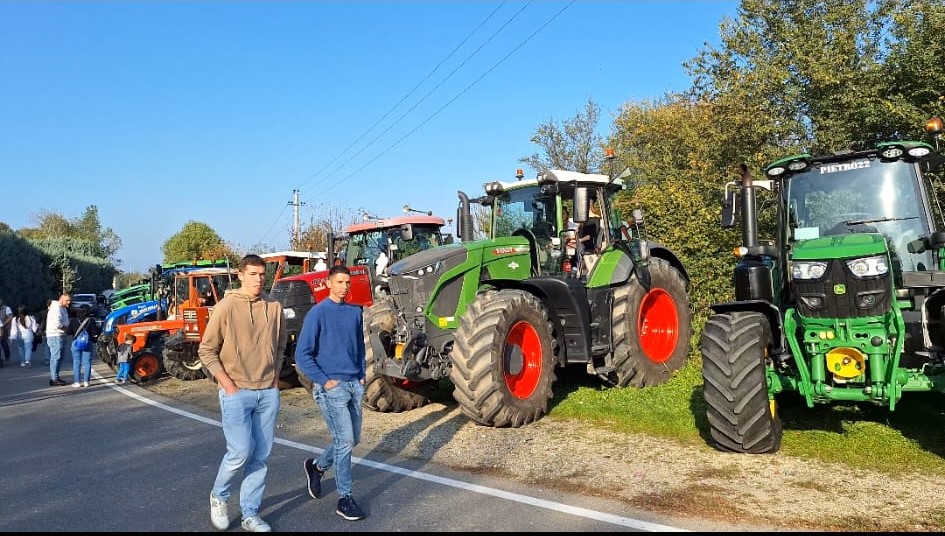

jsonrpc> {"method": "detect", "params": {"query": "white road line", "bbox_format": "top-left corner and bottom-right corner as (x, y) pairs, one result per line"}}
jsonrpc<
(97, 372), (688, 532)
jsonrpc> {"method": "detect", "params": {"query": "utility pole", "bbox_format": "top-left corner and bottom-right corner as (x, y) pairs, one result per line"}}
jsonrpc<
(288, 189), (306, 248)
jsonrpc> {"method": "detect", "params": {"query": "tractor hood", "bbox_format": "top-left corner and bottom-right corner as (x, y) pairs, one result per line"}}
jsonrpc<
(389, 243), (468, 275)
(792, 233), (888, 261)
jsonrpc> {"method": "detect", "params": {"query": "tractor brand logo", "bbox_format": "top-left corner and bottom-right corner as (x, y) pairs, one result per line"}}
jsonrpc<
(508, 262), (519, 270)
(492, 246), (529, 255)
(819, 160), (870, 174)
(833, 284), (847, 295)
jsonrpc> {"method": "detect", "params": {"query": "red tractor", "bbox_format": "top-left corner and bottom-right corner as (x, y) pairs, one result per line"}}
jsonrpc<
(271, 214), (451, 388)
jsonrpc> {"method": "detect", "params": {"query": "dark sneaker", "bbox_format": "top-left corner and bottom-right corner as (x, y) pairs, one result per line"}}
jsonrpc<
(55, 378), (68, 386)
(303, 458), (324, 499)
(335, 496), (365, 521)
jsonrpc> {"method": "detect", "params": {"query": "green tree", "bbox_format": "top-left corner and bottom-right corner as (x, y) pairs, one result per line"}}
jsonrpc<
(519, 97), (606, 174)
(162, 221), (234, 263)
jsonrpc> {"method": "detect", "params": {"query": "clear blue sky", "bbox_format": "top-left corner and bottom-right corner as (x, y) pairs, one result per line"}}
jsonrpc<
(0, 1), (738, 275)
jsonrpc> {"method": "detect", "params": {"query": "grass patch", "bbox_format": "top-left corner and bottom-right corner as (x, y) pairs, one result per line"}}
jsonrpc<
(544, 351), (945, 476)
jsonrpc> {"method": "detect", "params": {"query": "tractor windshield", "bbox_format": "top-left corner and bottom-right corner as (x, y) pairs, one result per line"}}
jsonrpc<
(492, 185), (556, 243)
(346, 224), (444, 268)
(786, 158), (933, 271)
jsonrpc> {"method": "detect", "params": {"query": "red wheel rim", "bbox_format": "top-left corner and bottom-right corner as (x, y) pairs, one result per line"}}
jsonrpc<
(504, 321), (543, 399)
(135, 354), (160, 378)
(637, 288), (679, 363)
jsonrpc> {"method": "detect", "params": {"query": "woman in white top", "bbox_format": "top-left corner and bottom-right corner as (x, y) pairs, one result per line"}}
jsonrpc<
(9, 305), (38, 368)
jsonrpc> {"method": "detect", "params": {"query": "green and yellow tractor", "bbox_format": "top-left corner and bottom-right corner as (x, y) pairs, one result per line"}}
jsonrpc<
(701, 118), (945, 453)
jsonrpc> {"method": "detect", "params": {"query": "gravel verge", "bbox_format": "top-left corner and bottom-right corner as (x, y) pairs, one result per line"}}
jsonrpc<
(143, 376), (945, 532)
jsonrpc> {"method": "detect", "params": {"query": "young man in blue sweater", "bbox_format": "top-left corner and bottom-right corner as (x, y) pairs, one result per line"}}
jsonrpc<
(295, 265), (367, 521)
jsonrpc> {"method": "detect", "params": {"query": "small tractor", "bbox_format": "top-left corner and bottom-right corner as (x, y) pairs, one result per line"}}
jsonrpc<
(98, 265), (236, 383)
(700, 118), (945, 453)
(271, 214), (451, 388)
(364, 167), (692, 427)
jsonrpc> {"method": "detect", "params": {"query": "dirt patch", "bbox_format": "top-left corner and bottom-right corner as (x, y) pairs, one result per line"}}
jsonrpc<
(143, 376), (945, 532)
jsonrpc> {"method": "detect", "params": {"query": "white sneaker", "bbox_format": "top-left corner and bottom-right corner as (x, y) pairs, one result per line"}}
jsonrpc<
(72, 382), (80, 388)
(82, 382), (89, 388)
(209, 493), (229, 530)
(240, 515), (272, 532)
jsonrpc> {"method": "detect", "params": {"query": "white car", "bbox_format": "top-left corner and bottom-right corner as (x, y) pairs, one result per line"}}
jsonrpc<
(69, 293), (98, 316)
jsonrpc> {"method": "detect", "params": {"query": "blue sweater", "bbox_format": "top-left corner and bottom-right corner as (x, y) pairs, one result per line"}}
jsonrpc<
(294, 298), (365, 386)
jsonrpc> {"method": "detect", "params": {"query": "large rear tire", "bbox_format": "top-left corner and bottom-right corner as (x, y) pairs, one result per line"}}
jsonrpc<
(450, 290), (556, 428)
(362, 297), (435, 412)
(611, 257), (691, 387)
(163, 330), (206, 381)
(95, 333), (117, 370)
(700, 311), (782, 454)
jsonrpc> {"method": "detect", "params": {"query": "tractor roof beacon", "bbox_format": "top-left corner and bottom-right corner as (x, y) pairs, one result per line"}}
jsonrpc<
(700, 117), (945, 454)
(364, 163), (693, 428)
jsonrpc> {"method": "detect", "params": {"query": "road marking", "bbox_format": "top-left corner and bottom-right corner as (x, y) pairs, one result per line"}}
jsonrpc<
(97, 372), (688, 532)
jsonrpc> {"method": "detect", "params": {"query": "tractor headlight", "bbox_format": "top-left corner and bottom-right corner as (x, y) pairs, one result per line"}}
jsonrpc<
(845, 255), (888, 278)
(792, 261), (828, 280)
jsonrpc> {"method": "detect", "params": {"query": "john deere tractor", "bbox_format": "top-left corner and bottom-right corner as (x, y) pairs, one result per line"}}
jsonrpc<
(700, 118), (945, 454)
(364, 167), (692, 427)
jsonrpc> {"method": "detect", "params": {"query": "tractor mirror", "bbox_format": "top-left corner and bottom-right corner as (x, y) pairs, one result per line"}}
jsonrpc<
(400, 224), (414, 241)
(721, 187), (737, 228)
(907, 238), (928, 254)
(930, 231), (945, 250)
(573, 187), (590, 223)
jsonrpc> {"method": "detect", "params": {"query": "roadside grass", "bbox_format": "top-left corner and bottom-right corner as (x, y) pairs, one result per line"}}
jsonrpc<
(546, 353), (945, 476)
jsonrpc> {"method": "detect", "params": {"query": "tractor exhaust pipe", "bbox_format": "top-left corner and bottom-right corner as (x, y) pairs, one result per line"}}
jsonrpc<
(737, 163), (759, 248)
(456, 191), (474, 243)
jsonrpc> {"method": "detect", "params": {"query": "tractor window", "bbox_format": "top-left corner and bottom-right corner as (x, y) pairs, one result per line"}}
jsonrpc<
(787, 159), (932, 271)
(493, 186), (556, 242)
(393, 224), (443, 260)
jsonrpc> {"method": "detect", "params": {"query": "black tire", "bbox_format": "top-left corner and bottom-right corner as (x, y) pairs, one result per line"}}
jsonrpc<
(700, 311), (782, 454)
(132, 341), (165, 384)
(450, 290), (556, 428)
(611, 257), (691, 387)
(96, 333), (117, 370)
(362, 296), (436, 412)
(162, 330), (205, 381)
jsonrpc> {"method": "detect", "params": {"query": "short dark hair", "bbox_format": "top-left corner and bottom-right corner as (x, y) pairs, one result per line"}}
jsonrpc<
(328, 265), (350, 278)
(238, 254), (265, 272)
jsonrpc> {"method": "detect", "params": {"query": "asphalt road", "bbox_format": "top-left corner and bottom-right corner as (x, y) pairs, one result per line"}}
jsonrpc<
(0, 357), (775, 532)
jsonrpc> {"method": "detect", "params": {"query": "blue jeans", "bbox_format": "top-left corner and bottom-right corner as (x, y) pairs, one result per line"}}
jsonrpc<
(116, 362), (130, 381)
(212, 387), (280, 518)
(312, 380), (364, 498)
(48, 335), (66, 380)
(73, 348), (93, 384)
(15, 335), (34, 365)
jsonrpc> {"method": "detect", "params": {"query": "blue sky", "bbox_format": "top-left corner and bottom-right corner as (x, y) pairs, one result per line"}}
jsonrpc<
(0, 1), (738, 275)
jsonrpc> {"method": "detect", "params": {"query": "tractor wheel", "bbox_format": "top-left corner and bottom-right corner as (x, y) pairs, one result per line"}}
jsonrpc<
(362, 296), (436, 412)
(450, 290), (556, 428)
(132, 343), (165, 384)
(700, 311), (782, 454)
(95, 333), (117, 370)
(163, 350), (206, 381)
(611, 257), (691, 387)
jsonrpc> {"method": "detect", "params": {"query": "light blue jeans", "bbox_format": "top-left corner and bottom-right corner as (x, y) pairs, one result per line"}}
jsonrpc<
(15, 334), (34, 365)
(212, 387), (280, 518)
(72, 348), (93, 384)
(48, 335), (66, 381)
(312, 380), (364, 498)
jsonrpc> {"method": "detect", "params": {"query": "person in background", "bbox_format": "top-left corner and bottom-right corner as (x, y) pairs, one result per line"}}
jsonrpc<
(296, 265), (368, 522)
(0, 298), (12, 365)
(46, 293), (71, 386)
(114, 333), (135, 384)
(70, 305), (99, 388)
(313, 255), (328, 272)
(578, 202), (603, 278)
(9, 305), (38, 368)
(198, 254), (286, 533)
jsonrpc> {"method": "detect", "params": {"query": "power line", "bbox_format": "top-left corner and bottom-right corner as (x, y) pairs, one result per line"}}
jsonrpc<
(316, 1), (575, 197)
(298, 2), (522, 194)
(254, 203), (290, 248)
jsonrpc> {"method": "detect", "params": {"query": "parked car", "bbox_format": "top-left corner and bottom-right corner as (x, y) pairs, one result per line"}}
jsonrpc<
(69, 293), (98, 317)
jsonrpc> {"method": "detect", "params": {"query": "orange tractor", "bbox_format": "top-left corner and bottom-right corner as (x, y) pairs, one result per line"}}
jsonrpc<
(100, 266), (237, 383)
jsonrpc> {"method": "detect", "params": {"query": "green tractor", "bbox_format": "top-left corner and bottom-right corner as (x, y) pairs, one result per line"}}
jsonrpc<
(701, 118), (945, 454)
(364, 166), (692, 427)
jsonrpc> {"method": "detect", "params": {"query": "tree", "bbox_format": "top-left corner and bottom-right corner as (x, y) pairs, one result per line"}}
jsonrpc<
(162, 221), (236, 263)
(295, 203), (364, 252)
(519, 97), (607, 174)
(25, 206), (122, 261)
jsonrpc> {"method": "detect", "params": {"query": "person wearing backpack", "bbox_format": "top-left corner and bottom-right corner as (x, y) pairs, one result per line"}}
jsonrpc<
(70, 305), (99, 388)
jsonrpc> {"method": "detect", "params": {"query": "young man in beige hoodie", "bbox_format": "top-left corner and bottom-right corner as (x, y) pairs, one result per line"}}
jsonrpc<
(198, 254), (287, 533)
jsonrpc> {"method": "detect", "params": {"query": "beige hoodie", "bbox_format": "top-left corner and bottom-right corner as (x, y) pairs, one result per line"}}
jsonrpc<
(198, 288), (287, 390)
